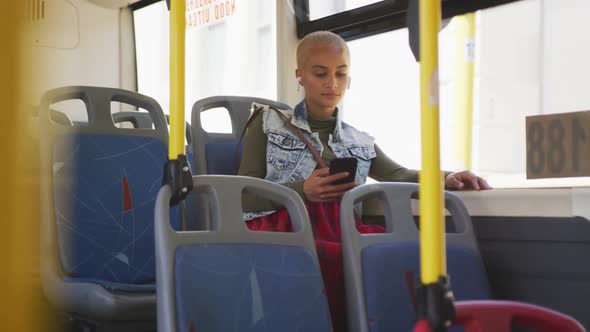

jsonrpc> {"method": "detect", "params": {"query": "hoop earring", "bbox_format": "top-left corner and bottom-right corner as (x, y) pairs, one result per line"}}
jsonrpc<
(297, 79), (301, 92)
(348, 76), (352, 90)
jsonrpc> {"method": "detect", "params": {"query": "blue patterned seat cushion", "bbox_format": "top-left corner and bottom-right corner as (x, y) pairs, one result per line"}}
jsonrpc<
(205, 141), (242, 175)
(175, 243), (332, 332)
(53, 133), (181, 285)
(362, 242), (490, 332)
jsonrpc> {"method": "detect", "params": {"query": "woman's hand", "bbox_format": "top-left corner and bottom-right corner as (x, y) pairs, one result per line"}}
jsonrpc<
(445, 171), (492, 190)
(303, 168), (358, 202)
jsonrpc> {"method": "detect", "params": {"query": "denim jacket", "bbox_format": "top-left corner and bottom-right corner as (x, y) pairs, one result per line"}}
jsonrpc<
(243, 100), (376, 220)
(261, 100), (376, 186)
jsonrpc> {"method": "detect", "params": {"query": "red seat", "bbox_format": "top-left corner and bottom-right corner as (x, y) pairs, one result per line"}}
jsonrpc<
(413, 300), (586, 332)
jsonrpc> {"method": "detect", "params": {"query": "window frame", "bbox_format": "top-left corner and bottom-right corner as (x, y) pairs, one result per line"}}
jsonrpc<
(295, 0), (525, 41)
(129, 0), (162, 11)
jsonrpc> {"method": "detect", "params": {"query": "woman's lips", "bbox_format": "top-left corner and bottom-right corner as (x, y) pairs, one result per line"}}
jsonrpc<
(322, 93), (340, 99)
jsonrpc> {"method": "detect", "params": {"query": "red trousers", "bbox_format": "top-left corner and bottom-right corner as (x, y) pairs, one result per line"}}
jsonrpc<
(246, 201), (385, 332)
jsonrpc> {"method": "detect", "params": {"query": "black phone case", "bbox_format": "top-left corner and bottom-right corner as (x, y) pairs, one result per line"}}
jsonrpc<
(329, 157), (358, 185)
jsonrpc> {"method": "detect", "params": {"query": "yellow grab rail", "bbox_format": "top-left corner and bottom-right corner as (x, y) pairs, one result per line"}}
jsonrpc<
(1, 2), (54, 330)
(418, 0), (445, 284)
(169, 0), (186, 159)
(452, 13), (475, 170)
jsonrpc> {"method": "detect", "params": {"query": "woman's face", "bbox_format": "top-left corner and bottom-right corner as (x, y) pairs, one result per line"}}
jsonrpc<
(297, 45), (350, 118)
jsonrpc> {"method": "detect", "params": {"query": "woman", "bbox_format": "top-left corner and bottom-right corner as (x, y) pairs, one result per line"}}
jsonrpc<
(238, 30), (491, 331)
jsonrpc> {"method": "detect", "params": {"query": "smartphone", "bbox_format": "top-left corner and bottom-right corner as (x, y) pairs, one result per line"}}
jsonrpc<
(329, 157), (358, 185)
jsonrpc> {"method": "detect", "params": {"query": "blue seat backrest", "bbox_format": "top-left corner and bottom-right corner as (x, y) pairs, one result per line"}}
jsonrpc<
(155, 175), (332, 332)
(54, 134), (175, 285)
(190, 96), (291, 175)
(362, 242), (489, 332)
(340, 183), (490, 332)
(112, 110), (196, 230)
(43, 86), (180, 290)
(175, 243), (330, 332)
(205, 141), (242, 175)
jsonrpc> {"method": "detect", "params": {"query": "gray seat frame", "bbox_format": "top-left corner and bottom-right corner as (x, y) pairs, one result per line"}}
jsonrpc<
(155, 175), (322, 332)
(190, 95), (291, 175)
(39, 86), (168, 320)
(189, 96), (291, 231)
(340, 182), (482, 332)
(112, 111), (193, 145)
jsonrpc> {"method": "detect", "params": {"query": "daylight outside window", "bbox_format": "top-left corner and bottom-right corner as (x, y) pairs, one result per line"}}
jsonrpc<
(134, 0), (277, 132)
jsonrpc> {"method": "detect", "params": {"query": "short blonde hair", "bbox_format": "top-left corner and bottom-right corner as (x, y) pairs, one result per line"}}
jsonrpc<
(296, 31), (350, 69)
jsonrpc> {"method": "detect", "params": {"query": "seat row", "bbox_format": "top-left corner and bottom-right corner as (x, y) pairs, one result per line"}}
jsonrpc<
(39, 86), (490, 331)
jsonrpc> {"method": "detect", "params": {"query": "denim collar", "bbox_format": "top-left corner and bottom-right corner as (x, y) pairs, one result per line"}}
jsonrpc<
(291, 99), (343, 142)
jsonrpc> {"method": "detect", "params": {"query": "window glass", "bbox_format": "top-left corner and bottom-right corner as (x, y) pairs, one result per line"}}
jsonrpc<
(344, 0), (590, 188)
(308, 0), (383, 20)
(134, 0), (277, 126)
(343, 25), (456, 174)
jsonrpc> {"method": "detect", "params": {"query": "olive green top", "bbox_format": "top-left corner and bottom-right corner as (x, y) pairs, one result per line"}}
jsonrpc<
(238, 110), (444, 212)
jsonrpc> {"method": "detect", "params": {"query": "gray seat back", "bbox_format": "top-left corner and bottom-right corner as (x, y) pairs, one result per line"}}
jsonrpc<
(340, 183), (489, 332)
(39, 86), (169, 320)
(190, 96), (291, 175)
(155, 175), (332, 332)
(112, 111), (193, 145)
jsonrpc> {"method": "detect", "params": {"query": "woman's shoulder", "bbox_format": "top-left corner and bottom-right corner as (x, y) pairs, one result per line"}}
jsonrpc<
(251, 103), (293, 134)
(340, 121), (375, 143)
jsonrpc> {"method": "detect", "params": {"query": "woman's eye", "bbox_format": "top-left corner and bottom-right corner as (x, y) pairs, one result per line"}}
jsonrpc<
(337, 72), (348, 77)
(314, 73), (327, 78)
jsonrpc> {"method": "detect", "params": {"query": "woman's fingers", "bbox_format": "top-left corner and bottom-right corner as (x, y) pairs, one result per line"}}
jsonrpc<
(478, 177), (492, 190)
(446, 174), (464, 190)
(313, 167), (330, 177)
(304, 168), (358, 202)
(318, 182), (357, 199)
(322, 171), (350, 184)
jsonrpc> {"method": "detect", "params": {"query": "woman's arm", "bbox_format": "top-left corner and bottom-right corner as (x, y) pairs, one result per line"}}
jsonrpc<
(368, 144), (420, 182)
(368, 144), (453, 183)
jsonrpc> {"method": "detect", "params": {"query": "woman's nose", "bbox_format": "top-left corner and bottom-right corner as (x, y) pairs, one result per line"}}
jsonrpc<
(325, 75), (338, 88)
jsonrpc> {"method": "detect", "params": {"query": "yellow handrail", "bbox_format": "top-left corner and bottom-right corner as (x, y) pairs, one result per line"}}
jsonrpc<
(1, 2), (54, 330)
(169, 0), (186, 159)
(452, 13), (475, 170)
(418, 0), (445, 284)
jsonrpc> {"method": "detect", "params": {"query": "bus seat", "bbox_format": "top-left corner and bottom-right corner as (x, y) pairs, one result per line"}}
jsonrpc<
(190, 96), (291, 175)
(111, 111), (155, 129)
(112, 110), (196, 231)
(340, 183), (491, 332)
(452, 300), (587, 332)
(39, 86), (181, 322)
(155, 175), (333, 332)
(186, 96), (291, 231)
(112, 111), (193, 146)
(50, 109), (74, 126)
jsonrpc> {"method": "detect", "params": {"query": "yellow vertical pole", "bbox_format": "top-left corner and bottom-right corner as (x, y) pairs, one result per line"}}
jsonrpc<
(0, 2), (54, 331)
(452, 13), (475, 170)
(419, 0), (445, 284)
(169, 0), (186, 159)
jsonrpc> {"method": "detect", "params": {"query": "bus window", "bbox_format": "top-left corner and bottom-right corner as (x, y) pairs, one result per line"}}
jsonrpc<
(308, 0), (382, 20)
(474, 0), (590, 188)
(133, 0), (278, 123)
(342, 0), (590, 188)
(342, 24), (457, 173)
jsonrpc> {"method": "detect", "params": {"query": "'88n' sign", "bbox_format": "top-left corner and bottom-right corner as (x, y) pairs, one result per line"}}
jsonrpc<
(526, 111), (590, 179)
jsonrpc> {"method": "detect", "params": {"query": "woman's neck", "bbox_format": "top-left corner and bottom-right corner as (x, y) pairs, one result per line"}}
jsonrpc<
(304, 100), (336, 120)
